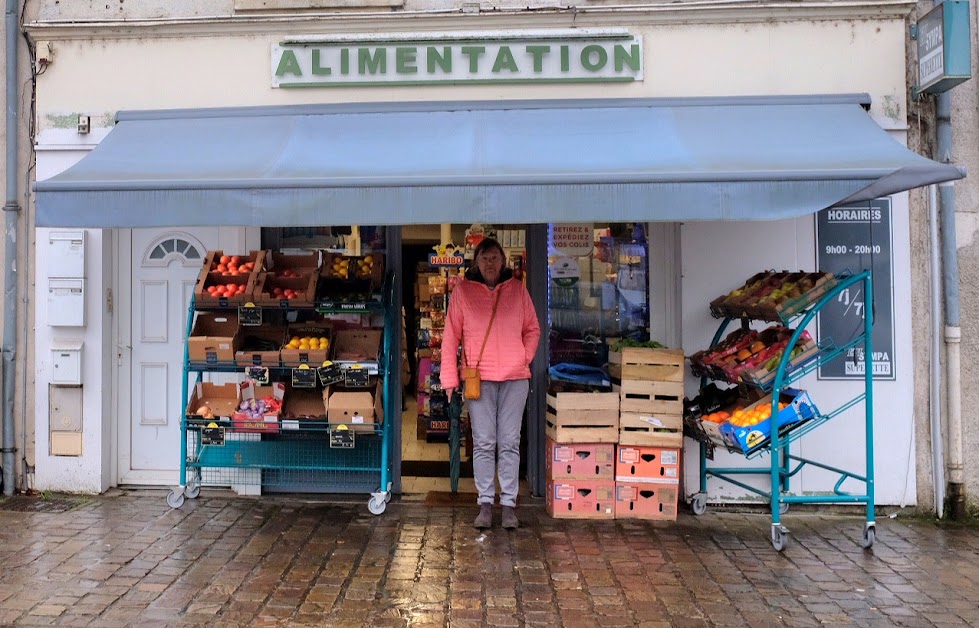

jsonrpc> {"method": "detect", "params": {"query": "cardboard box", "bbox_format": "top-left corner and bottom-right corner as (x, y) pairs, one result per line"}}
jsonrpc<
(719, 388), (818, 455)
(281, 385), (327, 423)
(545, 479), (615, 519)
(194, 250), (265, 306)
(281, 323), (333, 367)
(545, 391), (619, 443)
(232, 381), (284, 434)
(545, 438), (614, 480)
(614, 482), (679, 520)
(234, 325), (284, 367)
(322, 252), (384, 287)
(324, 382), (382, 431)
(253, 272), (318, 307)
(265, 251), (320, 276)
(615, 446), (681, 484)
(185, 382), (240, 420)
(333, 328), (382, 367)
(188, 312), (239, 364)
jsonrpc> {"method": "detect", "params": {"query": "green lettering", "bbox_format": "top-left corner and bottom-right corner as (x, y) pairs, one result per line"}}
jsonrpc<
(491, 46), (518, 73)
(580, 45), (608, 72)
(427, 46), (452, 73)
(341, 48), (349, 75)
(275, 50), (303, 77)
(460, 46), (486, 73)
(560, 45), (570, 72)
(525, 45), (550, 72)
(614, 44), (641, 72)
(396, 47), (417, 74)
(311, 49), (331, 76)
(358, 47), (387, 75)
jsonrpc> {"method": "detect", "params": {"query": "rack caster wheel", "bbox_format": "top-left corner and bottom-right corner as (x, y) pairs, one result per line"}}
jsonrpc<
(861, 525), (876, 549)
(368, 495), (387, 515)
(166, 489), (186, 509)
(771, 525), (790, 552)
(384, 492), (392, 504)
(779, 501), (789, 515)
(185, 482), (201, 500)
(691, 493), (708, 516)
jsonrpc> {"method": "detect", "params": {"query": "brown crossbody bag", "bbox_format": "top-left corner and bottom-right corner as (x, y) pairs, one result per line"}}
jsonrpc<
(460, 291), (501, 401)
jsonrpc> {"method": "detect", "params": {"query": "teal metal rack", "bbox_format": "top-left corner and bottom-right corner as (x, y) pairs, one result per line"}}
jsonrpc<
(166, 276), (396, 515)
(689, 271), (876, 551)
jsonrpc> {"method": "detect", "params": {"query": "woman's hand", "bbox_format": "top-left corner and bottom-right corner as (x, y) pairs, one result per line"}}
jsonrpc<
(444, 387), (456, 399)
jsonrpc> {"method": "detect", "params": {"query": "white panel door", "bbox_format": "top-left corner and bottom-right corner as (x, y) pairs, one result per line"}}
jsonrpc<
(123, 229), (220, 484)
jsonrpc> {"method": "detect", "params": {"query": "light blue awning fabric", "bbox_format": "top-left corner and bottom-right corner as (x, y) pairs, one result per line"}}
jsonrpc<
(34, 96), (964, 227)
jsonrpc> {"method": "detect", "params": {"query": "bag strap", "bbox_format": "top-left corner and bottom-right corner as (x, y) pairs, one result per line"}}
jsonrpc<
(464, 288), (502, 368)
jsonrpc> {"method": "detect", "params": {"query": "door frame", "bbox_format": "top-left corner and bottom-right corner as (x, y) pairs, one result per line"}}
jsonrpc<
(113, 228), (132, 485)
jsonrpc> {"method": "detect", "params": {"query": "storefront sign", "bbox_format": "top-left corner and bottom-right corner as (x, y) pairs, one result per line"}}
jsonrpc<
(429, 243), (465, 267)
(550, 224), (594, 257)
(914, 1), (971, 95)
(272, 32), (642, 87)
(815, 200), (895, 380)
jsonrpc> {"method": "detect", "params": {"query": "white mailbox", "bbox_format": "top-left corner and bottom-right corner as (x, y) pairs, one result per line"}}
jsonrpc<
(51, 341), (83, 385)
(48, 278), (85, 327)
(48, 230), (86, 278)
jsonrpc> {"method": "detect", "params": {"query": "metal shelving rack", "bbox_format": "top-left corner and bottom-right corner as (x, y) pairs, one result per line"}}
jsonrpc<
(166, 275), (396, 515)
(689, 271), (876, 551)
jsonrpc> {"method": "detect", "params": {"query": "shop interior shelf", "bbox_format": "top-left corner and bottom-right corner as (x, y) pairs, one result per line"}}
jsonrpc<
(188, 434), (384, 473)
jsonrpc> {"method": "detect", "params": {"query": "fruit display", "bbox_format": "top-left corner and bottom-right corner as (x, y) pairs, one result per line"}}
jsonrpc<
(275, 269), (304, 279)
(701, 401), (789, 428)
(206, 282), (248, 299)
(326, 254), (377, 280)
(710, 271), (835, 321)
(689, 325), (816, 385)
(236, 395), (282, 419)
(209, 254), (257, 277)
(284, 335), (330, 352)
(271, 286), (304, 300)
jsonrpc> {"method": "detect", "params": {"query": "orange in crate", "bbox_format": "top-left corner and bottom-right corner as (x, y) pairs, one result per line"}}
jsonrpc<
(615, 446), (681, 484)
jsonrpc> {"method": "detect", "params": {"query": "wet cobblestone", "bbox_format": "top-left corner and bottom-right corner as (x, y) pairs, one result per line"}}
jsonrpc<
(0, 491), (977, 626)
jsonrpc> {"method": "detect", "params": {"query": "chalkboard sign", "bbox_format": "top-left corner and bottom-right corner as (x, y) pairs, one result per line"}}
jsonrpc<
(344, 366), (370, 387)
(246, 366), (270, 384)
(202, 426), (225, 446)
(815, 199), (895, 380)
(238, 304), (263, 326)
(330, 427), (355, 449)
(292, 365), (318, 388)
(318, 361), (343, 386)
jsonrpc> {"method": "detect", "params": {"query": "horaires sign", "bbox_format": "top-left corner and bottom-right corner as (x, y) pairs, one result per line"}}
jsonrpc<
(272, 31), (643, 87)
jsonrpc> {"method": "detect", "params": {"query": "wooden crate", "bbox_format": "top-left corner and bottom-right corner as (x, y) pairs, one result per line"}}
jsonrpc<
(545, 392), (619, 443)
(614, 379), (683, 415)
(608, 347), (684, 382)
(618, 412), (683, 448)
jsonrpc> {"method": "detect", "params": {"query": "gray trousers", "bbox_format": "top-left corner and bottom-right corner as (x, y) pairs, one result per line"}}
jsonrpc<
(467, 379), (529, 508)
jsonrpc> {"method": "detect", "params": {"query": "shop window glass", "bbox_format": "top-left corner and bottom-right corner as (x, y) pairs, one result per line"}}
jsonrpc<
(547, 223), (649, 387)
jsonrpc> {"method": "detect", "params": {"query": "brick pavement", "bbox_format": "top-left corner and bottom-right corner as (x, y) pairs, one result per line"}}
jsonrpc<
(0, 490), (977, 627)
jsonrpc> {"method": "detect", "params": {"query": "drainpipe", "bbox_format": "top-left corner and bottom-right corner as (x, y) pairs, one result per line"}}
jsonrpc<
(2, 0), (20, 496)
(928, 184), (945, 518)
(935, 91), (965, 520)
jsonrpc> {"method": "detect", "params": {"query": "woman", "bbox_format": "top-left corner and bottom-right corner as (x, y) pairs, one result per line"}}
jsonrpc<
(441, 238), (541, 529)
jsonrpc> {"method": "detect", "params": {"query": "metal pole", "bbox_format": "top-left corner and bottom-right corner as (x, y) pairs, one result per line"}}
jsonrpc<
(928, 184), (945, 517)
(525, 224), (548, 498)
(2, 0), (21, 496)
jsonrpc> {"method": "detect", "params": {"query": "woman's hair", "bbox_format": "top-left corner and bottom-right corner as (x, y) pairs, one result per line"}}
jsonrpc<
(473, 238), (505, 261)
(465, 237), (512, 283)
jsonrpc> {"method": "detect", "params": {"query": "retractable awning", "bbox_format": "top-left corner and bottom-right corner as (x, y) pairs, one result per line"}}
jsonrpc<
(34, 96), (964, 227)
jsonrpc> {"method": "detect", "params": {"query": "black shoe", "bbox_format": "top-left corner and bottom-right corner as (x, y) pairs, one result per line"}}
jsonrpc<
(501, 506), (519, 530)
(474, 504), (493, 529)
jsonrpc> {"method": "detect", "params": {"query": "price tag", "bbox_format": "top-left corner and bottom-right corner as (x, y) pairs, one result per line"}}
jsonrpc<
(292, 364), (318, 388)
(202, 426), (225, 446)
(239, 303), (263, 326)
(330, 426), (356, 449)
(344, 365), (370, 387)
(318, 361), (343, 386)
(246, 366), (270, 384)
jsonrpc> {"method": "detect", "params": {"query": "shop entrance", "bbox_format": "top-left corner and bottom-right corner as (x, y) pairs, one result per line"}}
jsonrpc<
(119, 228), (222, 485)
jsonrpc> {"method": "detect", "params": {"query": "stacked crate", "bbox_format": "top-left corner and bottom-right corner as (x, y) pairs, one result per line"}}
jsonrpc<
(544, 391), (619, 519)
(609, 347), (684, 520)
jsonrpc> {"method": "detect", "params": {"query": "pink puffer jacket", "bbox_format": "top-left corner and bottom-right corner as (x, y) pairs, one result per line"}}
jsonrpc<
(440, 277), (541, 390)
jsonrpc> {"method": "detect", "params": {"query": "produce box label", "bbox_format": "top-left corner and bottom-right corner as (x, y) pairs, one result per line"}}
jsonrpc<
(291, 366), (318, 388)
(238, 305), (263, 326)
(202, 427), (225, 446)
(330, 428), (355, 449)
(246, 366), (270, 384)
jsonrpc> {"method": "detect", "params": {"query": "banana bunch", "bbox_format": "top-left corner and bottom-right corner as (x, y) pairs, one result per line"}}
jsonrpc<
(355, 255), (375, 279)
(331, 257), (351, 279)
